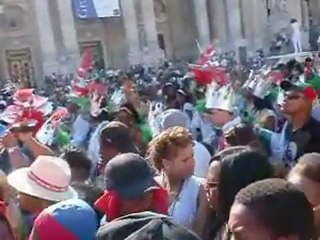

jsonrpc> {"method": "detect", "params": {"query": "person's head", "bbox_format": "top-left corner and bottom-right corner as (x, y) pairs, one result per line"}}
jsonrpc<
(252, 96), (272, 111)
(160, 109), (188, 131)
(29, 199), (97, 240)
(99, 121), (138, 163)
(7, 156), (78, 214)
(223, 123), (259, 148)
(229, 179), (314, 240)
(205, 160), (221, 211)
(216, 149), (272, 222)
(147, 126), (194, 180)
(61, 146), (92, 182)
(291, 63), (304, 77)
(291, 18), (298, 24)
(94, 153), (167, 220)
(288, 153), (320, 208)
(162, 83), (177, 100)
(66, 102), (80, 114)
(280, 81), (316, 116)
(177, 89), (187, 106)
(206, 146), (249, 210)
(116, 102), (140, 127)
(305, 57), (313, 68)
(207, 108), (233, 128)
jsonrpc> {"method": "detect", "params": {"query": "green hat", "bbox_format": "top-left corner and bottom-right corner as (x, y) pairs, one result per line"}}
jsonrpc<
(307, 75), (320, 92)
(195, 99), (206, 113)
(280, 80), (317, 102)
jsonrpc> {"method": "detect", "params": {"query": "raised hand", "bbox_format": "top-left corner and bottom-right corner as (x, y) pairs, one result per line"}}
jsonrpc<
(90, 92), (103, 117)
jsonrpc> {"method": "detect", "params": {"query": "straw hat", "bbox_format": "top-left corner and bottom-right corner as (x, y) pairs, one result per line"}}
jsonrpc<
(8, 156), (78, 202)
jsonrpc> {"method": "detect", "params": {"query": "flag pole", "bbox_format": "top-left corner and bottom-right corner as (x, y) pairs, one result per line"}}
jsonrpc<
(195, 39), (202, 54)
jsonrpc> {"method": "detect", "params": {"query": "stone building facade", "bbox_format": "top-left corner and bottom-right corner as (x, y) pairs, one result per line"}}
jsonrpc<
(0, 0), (319, 86)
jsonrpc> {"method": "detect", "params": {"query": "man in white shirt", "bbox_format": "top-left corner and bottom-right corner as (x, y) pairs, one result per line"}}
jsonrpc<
(290, 19), (302, 53)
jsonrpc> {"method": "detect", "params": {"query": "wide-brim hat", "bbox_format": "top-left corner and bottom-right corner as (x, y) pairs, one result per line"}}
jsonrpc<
(7, 156), (78, 202)
(8, 168), (78, 202)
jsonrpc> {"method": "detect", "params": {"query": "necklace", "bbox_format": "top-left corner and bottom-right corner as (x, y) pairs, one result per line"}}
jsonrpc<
(161, 173), (185, 216)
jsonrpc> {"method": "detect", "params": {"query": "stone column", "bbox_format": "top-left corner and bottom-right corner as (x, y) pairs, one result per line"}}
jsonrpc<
(193, 0), (211, 48)
(33, 0), (59, 75)
(56, 0), (80, 74)
(140, 0), (164, 65)
(243, 0), (268, 51)
(207, 0), (228, 51)
(225, 0), (243, 46)
(120, 0), (142, 65)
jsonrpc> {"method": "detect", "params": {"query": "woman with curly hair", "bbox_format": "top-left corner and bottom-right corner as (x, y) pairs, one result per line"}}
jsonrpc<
(147, 126), (208, 238)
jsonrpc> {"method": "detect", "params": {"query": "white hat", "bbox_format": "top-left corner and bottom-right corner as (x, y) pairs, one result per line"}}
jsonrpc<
(206, 85), (235, 113)
(8, 156), (78, 202)
(160, 109), (188, 131)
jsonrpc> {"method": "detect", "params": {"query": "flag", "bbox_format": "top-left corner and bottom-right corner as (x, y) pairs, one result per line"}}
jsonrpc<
(189, 64), (227, 86)
(76, 48), (93, 79)
(189, 43), (227, 86)
(197, 44), (215, 65)
(36, 107), (68, 146)
(88, 81), (107, 96)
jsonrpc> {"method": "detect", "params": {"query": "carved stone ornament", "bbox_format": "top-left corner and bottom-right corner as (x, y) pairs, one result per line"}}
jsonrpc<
(154, 0), (167, 23)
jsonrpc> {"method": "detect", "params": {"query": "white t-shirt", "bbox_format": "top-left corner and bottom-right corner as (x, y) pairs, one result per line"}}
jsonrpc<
(291, 22), (301, 39)
(193, 141), (211, 178)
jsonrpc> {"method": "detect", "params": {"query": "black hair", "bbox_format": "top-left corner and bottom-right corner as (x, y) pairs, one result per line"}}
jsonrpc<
(252, 96), (273, 111)
(208, 149), (272, 238)
(211, 146), (249, 163)
(210, 147), (273, 239)
(119, 102), (142, 125)
(286, 59), (298, 71)
(292, 62), (304, 75)
(305, 57), (313, 63)
(234, 179), (314, 240)
(218, 149), (272, 221)
(60, 146), (92, 178)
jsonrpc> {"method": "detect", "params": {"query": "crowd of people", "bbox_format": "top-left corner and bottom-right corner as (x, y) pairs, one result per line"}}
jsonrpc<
(0, 48), (319, 240)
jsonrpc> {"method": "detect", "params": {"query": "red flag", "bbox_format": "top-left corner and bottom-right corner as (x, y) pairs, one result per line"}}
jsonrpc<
(77, 48), (93, 79)
(197, 44), (215, 65)
(190, 64), (227, 86)
(72, 84), (90, 97)
(88, 81), (107, 96)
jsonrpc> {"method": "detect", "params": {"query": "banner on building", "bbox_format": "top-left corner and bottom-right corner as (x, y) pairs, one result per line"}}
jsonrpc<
(73, 0), (121, 19)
